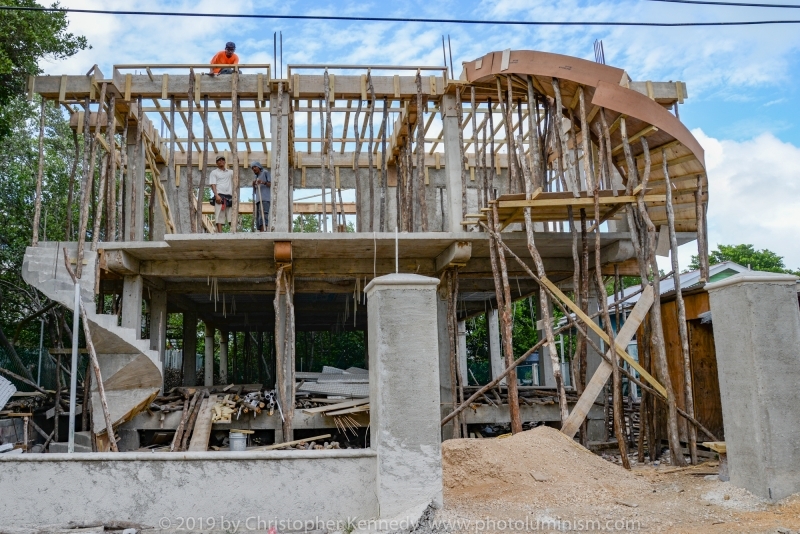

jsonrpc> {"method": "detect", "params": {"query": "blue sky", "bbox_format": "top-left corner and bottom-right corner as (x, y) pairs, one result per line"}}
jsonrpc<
(42, 0), (800, 269)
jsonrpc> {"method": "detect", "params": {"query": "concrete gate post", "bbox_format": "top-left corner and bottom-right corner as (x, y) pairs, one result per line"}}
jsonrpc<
(366, 273), (443, 521)
(487, 309), (505, 384)
(706, 272), (800, 501)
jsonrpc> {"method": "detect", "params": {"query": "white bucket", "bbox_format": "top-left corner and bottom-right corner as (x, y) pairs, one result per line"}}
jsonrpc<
(229, 431), (248, 452)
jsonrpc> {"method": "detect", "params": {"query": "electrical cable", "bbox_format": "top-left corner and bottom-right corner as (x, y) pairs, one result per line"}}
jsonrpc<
(647, 0), (800, 7)
(0, 5), (798, 26)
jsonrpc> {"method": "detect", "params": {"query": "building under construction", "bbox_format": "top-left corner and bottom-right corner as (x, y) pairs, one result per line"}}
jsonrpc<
(1, 48), (743, 528)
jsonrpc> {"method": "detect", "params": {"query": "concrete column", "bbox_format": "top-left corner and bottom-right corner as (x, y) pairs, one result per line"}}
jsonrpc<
(219, 330), (229, 384)
(706, 272), (800, 501)
(204, 322), (214, 387)
(270, 89), (291, 232)
(457, 320), (468, 386)
(366, 273), (442, 520)
(487, 309), (505, 384)
(121, 275), (143, 338)
(585, 290), (604, 382)
(124, 126), (145, 241)
(441, 94), (463, 233)
(537, 293), (556, 387)
(149, 290), (167, 377)
(437, 295), (454, 440)
(182, 310), (197, 387)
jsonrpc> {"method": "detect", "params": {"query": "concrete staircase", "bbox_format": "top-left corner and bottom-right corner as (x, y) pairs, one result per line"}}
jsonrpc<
(22, 242), (162, 441)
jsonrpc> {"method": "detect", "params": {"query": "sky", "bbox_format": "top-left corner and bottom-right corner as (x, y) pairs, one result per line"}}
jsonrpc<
(37, 0), (800, 271)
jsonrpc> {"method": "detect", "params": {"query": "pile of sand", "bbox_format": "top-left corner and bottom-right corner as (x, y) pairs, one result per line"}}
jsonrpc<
(442, 426), (650, 508)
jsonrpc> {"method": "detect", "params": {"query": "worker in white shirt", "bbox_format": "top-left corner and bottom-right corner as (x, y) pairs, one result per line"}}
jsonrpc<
(208, 155), (234, 232)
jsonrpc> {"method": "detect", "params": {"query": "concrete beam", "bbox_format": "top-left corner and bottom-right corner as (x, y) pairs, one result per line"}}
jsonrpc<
(100, 249), (140, 275)
(435, 241), (472, 272)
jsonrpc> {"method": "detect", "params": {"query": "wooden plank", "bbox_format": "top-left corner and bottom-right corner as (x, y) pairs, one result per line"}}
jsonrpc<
(542, 278), (666, 396)
(252, 434), (332, 451)
(302, 398), (368, 414)
(187, 395), (216, 451)
(498, 194), (665, 209)
(561, 285), (655, 437)
(161, 74), (168, 99)
(326, 405), (370, 416)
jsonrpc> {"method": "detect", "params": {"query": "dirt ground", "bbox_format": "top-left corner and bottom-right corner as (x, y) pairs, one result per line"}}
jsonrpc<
(438, 427), (800, 533)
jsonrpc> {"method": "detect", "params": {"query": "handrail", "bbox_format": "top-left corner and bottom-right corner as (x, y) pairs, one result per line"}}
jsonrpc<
(286, 64), (447, 77)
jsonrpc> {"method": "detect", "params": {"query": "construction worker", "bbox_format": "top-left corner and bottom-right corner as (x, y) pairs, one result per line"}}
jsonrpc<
(250, 161), (271, 232)
(209, 42), (238, 76)
(209, 155), (234, 232)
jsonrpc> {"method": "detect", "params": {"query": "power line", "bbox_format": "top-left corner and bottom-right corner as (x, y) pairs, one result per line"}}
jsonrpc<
(648, 0), (800, 7)
(0, 5), (799, 26)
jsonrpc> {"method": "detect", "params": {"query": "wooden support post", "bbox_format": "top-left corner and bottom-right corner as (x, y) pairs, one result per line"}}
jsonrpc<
(62, 249), (118, 452)
(516, 136), (569, 424)
(664, 150), (698, 464)
(415, 71), (428, 231)
(696, 177), (709, 282)
(230, 70), (240, 232)
(324, 71), (338, 231)
(106, 95), (117, 241)
(187, 68), (196, 233)
(168, 98), (178, 232)
(445, 270), (461, 438)
(367, 72), (376, 232)
(32, 98), (46, 247)
(380, 97), (388, 232)
(197, 96), (209, 232)
(91, 154), (109, 251)
(131, 94), (142, 241)
(76, 97), (93, 278)
(353, 96), (363, 232)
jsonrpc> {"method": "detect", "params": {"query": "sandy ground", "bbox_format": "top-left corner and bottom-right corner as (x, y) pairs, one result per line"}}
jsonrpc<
(438, 427), (800, 533)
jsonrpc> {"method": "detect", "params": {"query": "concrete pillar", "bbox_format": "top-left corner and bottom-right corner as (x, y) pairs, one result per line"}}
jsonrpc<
(585, 290), (604, 382)
(204, 322), (214, 387)
(182, 310), (197, 387)
(121, 275), (143, 338)
(536, 293), (556, 387)
(219, 330), (229, 384)
(149, 290), (167, 387)
(270, 89), (291, 232)
(366, 273), (442, 520)
(437, 295), (454, 440)
(151, 163), (167, 241)
(487, 309), (505, 384)
(441, 94), (463, 233)
(124, 126), (145, 241)
(706, 272), (800, 501)
(457, 320), (468, 386)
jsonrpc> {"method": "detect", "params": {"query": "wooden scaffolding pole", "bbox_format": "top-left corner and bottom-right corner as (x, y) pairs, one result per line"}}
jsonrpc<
(353, 95), (363, 232)
(367, 72), (376, 232)
(32, 97), (46, 246)
(76, 96), (94, 278)
(664, 149), (698, 464)
(415, 71), (428, 232)
(230, 70), (240, 232)
(187, 68), (196, 233)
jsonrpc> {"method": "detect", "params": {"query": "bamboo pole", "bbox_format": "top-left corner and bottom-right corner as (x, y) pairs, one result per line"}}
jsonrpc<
(664, 149), (698, 464)
(415, 72), (428, 231)
(367, 73), (376, 232)
(62, 248), (118, 452)
(230, 71), (240, 232)
(187, 68), (196, 233)
(32, 98), (46, 246)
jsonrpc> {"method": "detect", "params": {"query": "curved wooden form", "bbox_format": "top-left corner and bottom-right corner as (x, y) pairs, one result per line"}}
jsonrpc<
(463, 49), (707, 232)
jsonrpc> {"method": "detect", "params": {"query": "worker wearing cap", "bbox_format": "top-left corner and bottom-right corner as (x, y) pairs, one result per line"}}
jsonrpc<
(250, 161), (271, 232)
(208, 155), (234, 232)
(209, 42), (239, 76)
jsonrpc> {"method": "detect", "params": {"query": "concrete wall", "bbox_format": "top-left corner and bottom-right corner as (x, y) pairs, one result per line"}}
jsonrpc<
(706, 272), (800, 501)
(0, 450), (377, 529)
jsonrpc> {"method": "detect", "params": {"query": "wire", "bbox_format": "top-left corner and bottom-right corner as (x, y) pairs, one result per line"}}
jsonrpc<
(648, 0), (800, 7)
(0, 5), (799, 26)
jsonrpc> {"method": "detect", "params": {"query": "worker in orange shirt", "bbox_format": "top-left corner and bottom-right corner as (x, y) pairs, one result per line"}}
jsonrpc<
(209, 42), (239, 76)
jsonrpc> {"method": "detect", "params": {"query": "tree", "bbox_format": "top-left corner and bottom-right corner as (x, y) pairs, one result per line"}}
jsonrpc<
(689, 244), (800, 275)
(0, 0), (88, 140)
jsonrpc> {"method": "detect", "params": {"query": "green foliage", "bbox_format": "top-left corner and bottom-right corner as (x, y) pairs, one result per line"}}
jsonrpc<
(0, 0), (88, 139)
(293, 214), (320, 233)
(689, 244), (799, 275)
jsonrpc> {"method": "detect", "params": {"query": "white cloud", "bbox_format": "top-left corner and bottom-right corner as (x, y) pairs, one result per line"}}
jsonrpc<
(694, 128), (800, 270)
